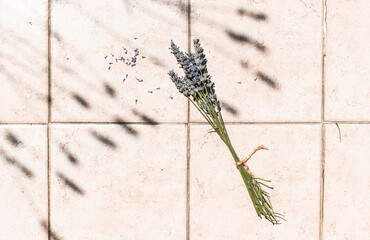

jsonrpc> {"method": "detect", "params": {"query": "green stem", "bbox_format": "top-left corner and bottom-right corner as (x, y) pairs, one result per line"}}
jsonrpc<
(220, 128), (282, 224)
(191, 92), (282, 224)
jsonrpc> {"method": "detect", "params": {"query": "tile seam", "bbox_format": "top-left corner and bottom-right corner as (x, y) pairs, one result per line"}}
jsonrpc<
(47, 0), (51, 240)
(2, 121), (370, 126)
(186, 1), (191, 240)
(320, 0), (328, 239)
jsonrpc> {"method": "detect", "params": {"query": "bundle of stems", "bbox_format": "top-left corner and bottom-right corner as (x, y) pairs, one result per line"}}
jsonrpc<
(168, 39), (283, 224)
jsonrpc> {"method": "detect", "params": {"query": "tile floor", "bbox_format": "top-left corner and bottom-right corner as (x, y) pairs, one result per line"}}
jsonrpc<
(0, 0), (369, 239)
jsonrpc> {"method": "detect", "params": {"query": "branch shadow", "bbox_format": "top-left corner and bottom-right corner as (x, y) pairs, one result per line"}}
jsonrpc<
(71, 93), (91, 109)
(56, 172), (85, 195)
(237, 8), (268, 21)
(115, 117), (140, 136)
(89, 130), (118, 149)
(256, 71), (280, 90)
(5, 131), (23, 147)
(1, 153), (34, 179)
(40, 220), (63, 240)
(132, 110), (159, 126)
(226, 29), (268, 53)
(60, 144), (80, 166)
(220, 101), (239, 116)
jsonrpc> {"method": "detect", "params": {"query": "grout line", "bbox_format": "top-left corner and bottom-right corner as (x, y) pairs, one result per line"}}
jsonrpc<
(49, 122), (187, 125)
(320, 0), (328, 239)
(320, 124), (326, 240)
(321, 0), (327, 123)
(0, 123), (48, 125)
(186, 123), (190, 240)
(186, 1), (191, 240)
(1, 121), (370, 126)
(189, 121), (370, 125)
(192, 121), (322, 125)
(47, 1), (51, 239)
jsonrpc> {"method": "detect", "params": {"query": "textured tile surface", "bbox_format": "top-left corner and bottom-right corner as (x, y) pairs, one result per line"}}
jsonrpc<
(0, 126), (48, 239)
(0, 1), (48, 123)
(325, 0), (370, 121)
(1, 0), (370, 239)
(51, 0), (188, 123)
(50, 124), (187, 239)
(189, 0), (322, 122)
(323, 124), (370, 240)
(190, 124), (321, 239)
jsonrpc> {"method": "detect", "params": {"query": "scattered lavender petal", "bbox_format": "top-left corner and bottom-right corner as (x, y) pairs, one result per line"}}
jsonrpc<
(170, 96), (173, 99)
(148, 91), (153, 93)
(104, 55), (107, 59)
(237, 81), (241, 84)
(141, 56), (146, 58)
(156, 87), (160, 90)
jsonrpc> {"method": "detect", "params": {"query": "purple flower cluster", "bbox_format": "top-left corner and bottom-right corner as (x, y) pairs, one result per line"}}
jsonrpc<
(168, 39), (218, 106)
(105, 46), (144, 70)
(105, 45), (147, 85)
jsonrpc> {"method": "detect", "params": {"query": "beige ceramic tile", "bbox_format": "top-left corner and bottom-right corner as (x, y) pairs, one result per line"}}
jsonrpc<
(51, 0), (188, 123)
(189, 0), (322, 122)
(0, 1), (48, 123)
(50, 124), (187, 239)
(0, 125), (48, 239)
(323, 124), (370, 240)
(190, 124), (321, 239)
(325, 1), (370, 121)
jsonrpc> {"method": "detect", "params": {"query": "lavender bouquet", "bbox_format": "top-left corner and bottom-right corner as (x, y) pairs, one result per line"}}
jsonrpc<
(168, 39), (283, 224)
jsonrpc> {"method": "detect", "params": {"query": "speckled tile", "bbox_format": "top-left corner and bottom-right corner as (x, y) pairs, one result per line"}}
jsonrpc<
(323, 124), (370, 240)
(50, 124), (187, 239)
(0, 125), (48, 239)
(0, 1), (48, 123)
(189, 0), (322, 122)
(325, 0), (370, 121)
(51, 0), (188, 123)
(190, 124), (321, 239)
